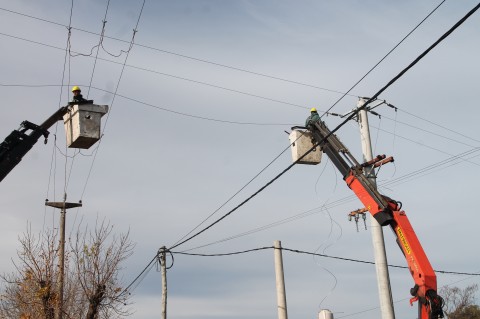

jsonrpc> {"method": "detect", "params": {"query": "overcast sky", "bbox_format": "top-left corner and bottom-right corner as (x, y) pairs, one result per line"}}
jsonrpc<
(1, 1), (479, 318)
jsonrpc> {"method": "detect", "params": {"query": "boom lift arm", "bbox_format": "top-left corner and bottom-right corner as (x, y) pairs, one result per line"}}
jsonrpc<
(0, 106), (68, 182)
(307, 120), (444, 319)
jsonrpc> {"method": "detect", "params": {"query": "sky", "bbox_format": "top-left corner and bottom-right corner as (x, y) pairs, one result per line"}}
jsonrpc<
(0, 0), (479, 318)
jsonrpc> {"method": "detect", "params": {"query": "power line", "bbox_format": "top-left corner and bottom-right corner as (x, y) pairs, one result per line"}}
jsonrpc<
(379, 113), (478, 148)
(0, 31), (315, 112)
(43, 0), (74, 233)
(178, 145), (480, 253)
(110, 3), (480, 298)
(0, 83), (298, 126)
(86, 0), (111, 98)
(0, 0), (446, 112)
(397, 107), (480, 144)
(170, 141), (296, 248)
(381, 147), (480, 187)
(167, 1), (480, 252)
(318, 0), (447, 118)
(120, 244), (479, 299)
(119, 253), (158, 297)
(3, 82), (480, 147)
(0, 6), (354, 97)
(80, 0), (146, 201)
(171, 246), (480, 276)
(0, 1), (446, 101)
(373, 125), (480, 166)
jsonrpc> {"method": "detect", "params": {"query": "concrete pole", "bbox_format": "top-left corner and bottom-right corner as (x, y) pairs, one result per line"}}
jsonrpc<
(57, 208), (66, 319)
(273, 240), (288, 319)
(45, 199), (82, 319)
(160, 247), (167, 319)
(357, 98), (395, 319)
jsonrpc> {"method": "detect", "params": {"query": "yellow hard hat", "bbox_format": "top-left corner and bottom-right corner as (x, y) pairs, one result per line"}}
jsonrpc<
(310, 107), (317, 112)
(71, 86), (81, 92)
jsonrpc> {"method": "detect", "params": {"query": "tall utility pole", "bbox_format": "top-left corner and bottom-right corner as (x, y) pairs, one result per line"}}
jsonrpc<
(45, 197), (82, 319)
(159, 247), (168, 319)
(273, 240), (288, 319)
(357, 97), (395, 319)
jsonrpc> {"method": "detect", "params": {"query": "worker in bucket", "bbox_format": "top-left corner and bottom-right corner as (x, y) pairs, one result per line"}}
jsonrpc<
(305, 107), (320, 127)
(71, 86), (87, 103)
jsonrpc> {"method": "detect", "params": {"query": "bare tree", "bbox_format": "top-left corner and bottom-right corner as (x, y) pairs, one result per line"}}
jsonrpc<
(71, 220), (134, 319)
(0, 221), (133, 319)
(0, 226), (58, 319)
(440, 284), (480, 319)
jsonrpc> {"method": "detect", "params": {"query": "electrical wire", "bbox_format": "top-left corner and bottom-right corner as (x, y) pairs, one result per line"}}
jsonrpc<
(379, 113), (478, 148)
(171, 246), (480, 276)
(42, 0), (74, 233)
(86, 0), (111, 98)
(170, 141), (296, 248)
(167, 3), (480, 252)
(318, 0), (447, 118)
(0, 0), (446, 100)
(0, 6), (354, 96)
(0, 0), (447, 116)
(397, 107), (480, 144)
(0, 83), (298, 126)
(118, 253), (158, 298)
(4, 2), (478, 298)
(177, 145), (480, 253)
(80, 0), (146, 201)
(371, 125), (480, 167)
(312, 204), (342, 309)
(0, 31), (317, 112)
(118, 144), (480, 296)
(170, 129), (314, 249)
(91, 87), (300, 125)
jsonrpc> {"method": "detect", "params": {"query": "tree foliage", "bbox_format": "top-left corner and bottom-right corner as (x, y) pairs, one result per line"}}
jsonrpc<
(0, 221), (133, 319)
(440, 284), (480, 319)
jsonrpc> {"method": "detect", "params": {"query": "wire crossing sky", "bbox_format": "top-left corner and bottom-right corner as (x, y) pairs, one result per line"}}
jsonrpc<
(0, 1), (479, 319)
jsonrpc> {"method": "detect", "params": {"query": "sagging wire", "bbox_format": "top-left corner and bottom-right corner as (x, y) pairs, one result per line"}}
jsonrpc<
(87, 0), (111, 98)
(100, 28), (136, 58)
(312, 205), (342, 309)
(118, 243), (480, 304)
(314, 157), (330, 196)
(310, 151), (344, 310)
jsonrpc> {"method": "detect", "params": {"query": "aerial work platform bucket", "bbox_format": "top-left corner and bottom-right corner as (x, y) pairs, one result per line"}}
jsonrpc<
(288, 129), (322, 165)
(63, 104), (108, 149)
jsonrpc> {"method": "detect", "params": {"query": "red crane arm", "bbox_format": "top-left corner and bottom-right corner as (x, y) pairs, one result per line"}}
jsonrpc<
(307, 120), (444, 319)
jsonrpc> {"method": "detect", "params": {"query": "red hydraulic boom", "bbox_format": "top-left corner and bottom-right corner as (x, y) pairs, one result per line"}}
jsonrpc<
(306, 120), (444, 319)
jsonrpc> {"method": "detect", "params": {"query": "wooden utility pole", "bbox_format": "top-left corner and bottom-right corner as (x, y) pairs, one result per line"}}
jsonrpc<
(45, 197), (82, 319)
(273, 240), (288, 319)
(159, 246), (167, 319)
